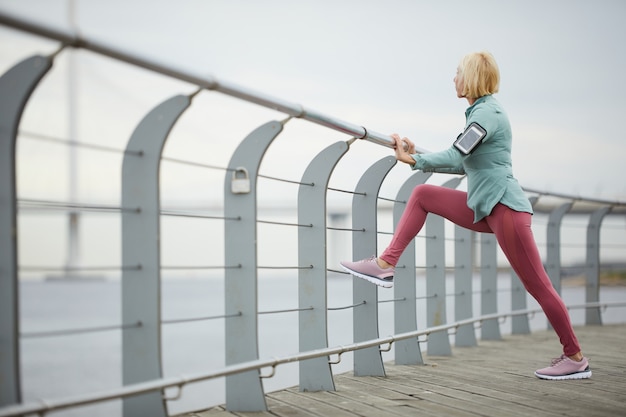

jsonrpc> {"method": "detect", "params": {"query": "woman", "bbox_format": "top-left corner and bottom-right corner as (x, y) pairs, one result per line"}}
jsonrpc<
(340, 51), (591, 381)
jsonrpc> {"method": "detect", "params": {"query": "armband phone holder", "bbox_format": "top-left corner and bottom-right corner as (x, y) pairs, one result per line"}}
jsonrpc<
(453, 122), (486, 155)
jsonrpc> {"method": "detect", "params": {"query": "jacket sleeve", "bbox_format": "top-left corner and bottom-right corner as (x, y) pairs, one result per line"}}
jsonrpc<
(420, 166), (466, 175)
(410, 146), (465, 174)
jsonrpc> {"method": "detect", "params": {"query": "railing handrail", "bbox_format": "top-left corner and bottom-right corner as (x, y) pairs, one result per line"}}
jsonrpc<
(0, 301), (623, 417)
(0, 12), (428, 154)
(4, 10), (625, 210)
(523, 187), (626, 209)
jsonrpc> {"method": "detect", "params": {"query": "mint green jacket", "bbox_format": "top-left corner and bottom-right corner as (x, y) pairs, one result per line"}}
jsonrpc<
(410, 95), (532, 223)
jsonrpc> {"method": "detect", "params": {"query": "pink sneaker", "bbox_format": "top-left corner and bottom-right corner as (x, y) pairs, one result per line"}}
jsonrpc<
(534, 354), (592, 380)
(340, 256), (394, 288)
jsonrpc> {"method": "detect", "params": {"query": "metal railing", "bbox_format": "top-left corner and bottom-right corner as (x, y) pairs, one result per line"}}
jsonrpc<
(1, 11), (626, 417)
(2, 302), (625, 417)
(0, 12), (428, 154)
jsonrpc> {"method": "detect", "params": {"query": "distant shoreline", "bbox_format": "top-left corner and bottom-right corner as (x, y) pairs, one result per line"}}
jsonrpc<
(563, 271), (626, 287)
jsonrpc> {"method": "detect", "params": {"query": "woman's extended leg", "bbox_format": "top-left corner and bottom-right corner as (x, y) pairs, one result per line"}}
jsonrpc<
(486, 204), (581, 356)
(379, 184), (492, 266)
(486, 204), (590, 379)
(340, 184), (490, 287)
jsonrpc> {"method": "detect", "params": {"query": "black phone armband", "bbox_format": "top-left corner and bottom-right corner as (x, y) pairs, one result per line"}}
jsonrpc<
(453, 122), (487, 155)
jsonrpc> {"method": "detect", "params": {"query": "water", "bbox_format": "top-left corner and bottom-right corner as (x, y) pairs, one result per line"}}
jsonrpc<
(17, 275), (626, 416)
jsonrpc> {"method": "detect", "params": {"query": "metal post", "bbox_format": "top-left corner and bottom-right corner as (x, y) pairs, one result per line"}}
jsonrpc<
(425, 178), (461, 355)
(0, 13), (428, 155)
(65, 1), (80, 279)
(454, 225), (477, 346)
(585, 206), (611, 325)
(0, 54), (53, 407)
(298, 141), (349, 391)
(351, 156), (396, 377)
(510, 268), (530, 335)
(540, 201), (573, 331)
(480, 234), (501, 340)
(393, 172), (431, 364)
(224, 121), (283, 411)
(453, 183), (477, 346)
(511, 196), (538, 334)
(121, 94), (192, 417)
(546, 202), (573, 294)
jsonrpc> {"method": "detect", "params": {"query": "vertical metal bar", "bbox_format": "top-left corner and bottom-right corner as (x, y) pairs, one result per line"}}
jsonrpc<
(65, 39), (80, 278)
(546, 202), (573, 294)
(351, 156), (396, 377)
(0, 54), (52, 407)
(541, 201), (572, 331)
(122, 95), (192, 417)
(393, 172), (431, 365)
(454, 226), (476, 346)
(585, 206), (611, 325)
(298, 141), (348, 391)
(511, 196), (538, 334)
(224, 121), (283, 411)
(480, 234), (501, 340)
(454, 186), (476, 346)
(425, 178), (461, 355)
(510, 269), (530, 335)
(0, 11), (427, 154)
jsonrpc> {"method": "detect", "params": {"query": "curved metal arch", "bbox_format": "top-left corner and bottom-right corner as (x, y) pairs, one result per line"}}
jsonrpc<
(351, 156), (397, 377)
(425, 177), (462, 355)
(0, 54), (53, 406)
(393, 171), (432, 364)
(121, 94), (194, 417)
(298, 140), (349, 392)
(546, 202), (573, 293)
(451, 179), (479, 346)
(510, 196), (539, 335)
(585, 206), (612, 325)
(223, 120), (284, 412)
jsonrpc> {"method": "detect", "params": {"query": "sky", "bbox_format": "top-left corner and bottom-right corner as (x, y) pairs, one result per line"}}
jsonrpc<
(1, 0), (626, 204)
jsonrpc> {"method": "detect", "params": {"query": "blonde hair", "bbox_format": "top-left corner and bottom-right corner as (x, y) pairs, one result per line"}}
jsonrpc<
(458, 51), (500, 99)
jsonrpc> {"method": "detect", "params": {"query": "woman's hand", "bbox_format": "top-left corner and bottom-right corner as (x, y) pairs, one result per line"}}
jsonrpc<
(391, 133), (417, 166)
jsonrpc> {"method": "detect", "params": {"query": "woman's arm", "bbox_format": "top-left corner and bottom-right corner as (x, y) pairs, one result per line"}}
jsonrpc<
(391, 134), (465, 174)
(391, 134), (417, 166)
(420, 165), (466, 175)
(411, 146), (464, 171)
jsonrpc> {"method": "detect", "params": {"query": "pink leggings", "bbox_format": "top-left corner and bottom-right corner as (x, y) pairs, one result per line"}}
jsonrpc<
(380, 184), (581, 356)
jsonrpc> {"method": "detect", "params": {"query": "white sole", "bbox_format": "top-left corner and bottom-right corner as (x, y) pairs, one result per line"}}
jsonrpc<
(340, 264), (394, 288)
(534, 369), (592, 380)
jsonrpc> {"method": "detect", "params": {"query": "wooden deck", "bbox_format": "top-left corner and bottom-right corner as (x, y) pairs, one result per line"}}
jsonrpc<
(180, 324), (626, 417)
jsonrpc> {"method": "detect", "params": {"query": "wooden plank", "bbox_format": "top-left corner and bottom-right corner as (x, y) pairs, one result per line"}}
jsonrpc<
(342, 371), (541, 417)
(295, 388), (423, 417)
(176, 324), (626, 417)
(387, 364), (586, 416)
(330, 374), (466, 417)
(268, 390), (356, 417)
(438, 328), (626, 412)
